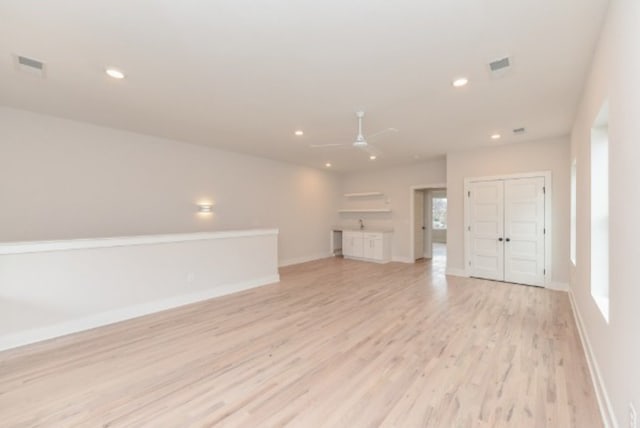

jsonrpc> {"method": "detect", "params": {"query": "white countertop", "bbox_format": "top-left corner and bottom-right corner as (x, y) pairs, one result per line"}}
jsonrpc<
(332, 226), (394, 233)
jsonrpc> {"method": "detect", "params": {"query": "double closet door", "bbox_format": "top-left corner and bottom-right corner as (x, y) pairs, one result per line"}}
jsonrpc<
(467, 177), (546, 286)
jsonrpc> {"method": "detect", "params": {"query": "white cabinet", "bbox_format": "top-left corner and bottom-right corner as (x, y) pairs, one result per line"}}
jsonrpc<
(342, 231), (391, 263)
(343, 231), (364, 258)
(363, 233), (384, 260)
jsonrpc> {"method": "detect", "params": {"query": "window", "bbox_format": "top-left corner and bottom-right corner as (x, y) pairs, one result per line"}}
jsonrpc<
(432, 197), (447, 230)
(590, 103), (609, 323)
(570, 159), (577, 265)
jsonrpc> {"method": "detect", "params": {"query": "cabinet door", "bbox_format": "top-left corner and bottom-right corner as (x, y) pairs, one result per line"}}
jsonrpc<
(343, 232), (363, 257)
(342, 233), (352, 256)
(363, 233), (383, 260)
(370, 238), (384, 260)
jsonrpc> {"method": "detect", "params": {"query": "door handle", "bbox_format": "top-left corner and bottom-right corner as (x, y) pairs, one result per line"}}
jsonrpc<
(498, 237), (503, 242)
(505, 238), (511, 242)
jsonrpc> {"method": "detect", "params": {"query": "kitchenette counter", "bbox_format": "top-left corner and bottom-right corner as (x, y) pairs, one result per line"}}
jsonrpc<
(332, 226), (394, 233)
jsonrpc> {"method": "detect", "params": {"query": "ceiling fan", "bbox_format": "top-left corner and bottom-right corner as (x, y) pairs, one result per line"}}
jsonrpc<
(309, 111), (397, 155)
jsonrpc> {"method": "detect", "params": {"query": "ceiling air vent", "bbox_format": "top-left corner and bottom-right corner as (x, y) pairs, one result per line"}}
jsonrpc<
(488, 56), (512, 78)
(489, 57), (510, 72)
(513, 127), (526, 135)
(15, 55), (46, 77)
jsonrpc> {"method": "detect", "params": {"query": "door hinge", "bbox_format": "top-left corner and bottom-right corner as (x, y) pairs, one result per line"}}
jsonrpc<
(544, 269), (546, 275)
(467, 226), (471, 232)
(544, 228), (546, 235)
(468, 190), (471, 197)
(543, 186), (546, 194)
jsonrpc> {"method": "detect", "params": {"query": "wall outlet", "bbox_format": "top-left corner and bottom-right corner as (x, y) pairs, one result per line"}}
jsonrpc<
(630, 403), (637, 428)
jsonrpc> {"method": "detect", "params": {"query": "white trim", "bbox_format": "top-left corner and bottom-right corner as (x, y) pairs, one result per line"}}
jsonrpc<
(392, 256), (414, 263)
(0, 274), (280, 352)
(445, 267), (469, 277)
(546, 282), (570, 292)
(408, 182), (447, 263)
(463, 171), (553, 286)
(279, 253), (333, 267)
(568, 290), (617, 428)
(343, 255), (390, 264)
(0, 229), (279, 255)
(344, 192), (384, 198)
(338, 208), (392, 213)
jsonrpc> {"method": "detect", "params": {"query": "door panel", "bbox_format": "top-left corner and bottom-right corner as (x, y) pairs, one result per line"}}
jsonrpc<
(364, 238), (383, 260)
(504, 178), (545, 286)
(469, 181), (504, 281)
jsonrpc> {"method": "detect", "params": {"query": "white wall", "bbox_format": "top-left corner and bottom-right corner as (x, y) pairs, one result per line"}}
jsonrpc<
(570, 0), (640, 426)
(0, 107), (341, 266)
(446, 137), (570, 283)
(340, 160), (446, 262)
(0, 230), (279, 351)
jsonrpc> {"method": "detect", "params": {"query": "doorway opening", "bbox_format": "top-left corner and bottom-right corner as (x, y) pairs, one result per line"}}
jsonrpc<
(431, 190), (447, 265)
(410, 184), (447, 265)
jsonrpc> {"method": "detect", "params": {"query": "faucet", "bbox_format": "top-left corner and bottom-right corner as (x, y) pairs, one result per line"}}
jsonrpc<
(359, 219), (364, 230)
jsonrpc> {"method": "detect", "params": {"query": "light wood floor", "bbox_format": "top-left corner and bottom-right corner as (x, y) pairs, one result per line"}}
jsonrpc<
(0, 251), (601, 427)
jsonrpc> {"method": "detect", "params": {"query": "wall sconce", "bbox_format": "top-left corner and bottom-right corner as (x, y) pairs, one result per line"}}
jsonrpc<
(197, 203), (214, 213)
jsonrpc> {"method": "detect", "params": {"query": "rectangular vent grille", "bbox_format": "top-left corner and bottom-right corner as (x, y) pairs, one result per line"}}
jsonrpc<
(18, 56), (44, 70)
(15, 54), (46, 77)
(513, 127), (526, 134)
(489, 57), (510, 72)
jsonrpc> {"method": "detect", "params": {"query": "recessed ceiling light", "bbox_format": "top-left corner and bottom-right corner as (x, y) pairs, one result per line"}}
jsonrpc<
(294, 130), (304, 136)
(105, 68), (125, 79)
(325, 162), (332, 168)
(369, 155), (377, 160)
(491, 133), (502, 140)
(452, 77), (469, 88)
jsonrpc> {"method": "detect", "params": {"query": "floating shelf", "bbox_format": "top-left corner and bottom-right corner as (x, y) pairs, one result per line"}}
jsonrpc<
(338, 208), (392, 213)
(344, 192), (384, 198)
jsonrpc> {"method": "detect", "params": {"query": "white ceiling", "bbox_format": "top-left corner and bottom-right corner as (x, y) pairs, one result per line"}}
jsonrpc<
(0, 0), (609, 172)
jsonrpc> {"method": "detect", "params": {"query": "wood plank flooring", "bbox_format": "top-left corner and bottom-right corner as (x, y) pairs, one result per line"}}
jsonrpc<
(0, 250), (601, 427)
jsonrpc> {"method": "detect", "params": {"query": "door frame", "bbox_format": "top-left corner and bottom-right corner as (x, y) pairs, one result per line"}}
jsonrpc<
(463, 171), (552, 286)
(409, 182), (446, 264)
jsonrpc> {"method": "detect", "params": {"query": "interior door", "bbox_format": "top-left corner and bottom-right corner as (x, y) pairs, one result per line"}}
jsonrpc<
(469, 180), (505, 281)
(504, 177), (545, 286)
(414, 190), (425, 261)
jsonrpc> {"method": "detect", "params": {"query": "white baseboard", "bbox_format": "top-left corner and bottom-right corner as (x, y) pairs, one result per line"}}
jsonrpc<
(445, 267), (469, 277)
(546, 281), (569, 292)
(568, 290), (618, 428)
(0, 274), (280, 352)
(279, 253), (333, 267)
(392, 256), (414, 264)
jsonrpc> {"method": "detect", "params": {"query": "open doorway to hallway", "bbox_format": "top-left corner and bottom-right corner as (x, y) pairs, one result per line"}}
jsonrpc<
(410, 185), (447, 264)
(431, 190), (447, 264)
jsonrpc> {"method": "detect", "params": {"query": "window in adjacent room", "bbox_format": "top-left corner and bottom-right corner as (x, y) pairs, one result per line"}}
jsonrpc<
(590, 102), (609, 323)
(432, 197), (447, 230)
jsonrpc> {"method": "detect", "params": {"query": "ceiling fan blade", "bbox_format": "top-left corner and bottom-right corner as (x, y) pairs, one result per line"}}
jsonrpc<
(366, 127), (399, 140)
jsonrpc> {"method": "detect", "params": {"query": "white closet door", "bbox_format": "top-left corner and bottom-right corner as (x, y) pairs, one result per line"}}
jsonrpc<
(469, 180), (504, 281)
(504, 177), (545, 286)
